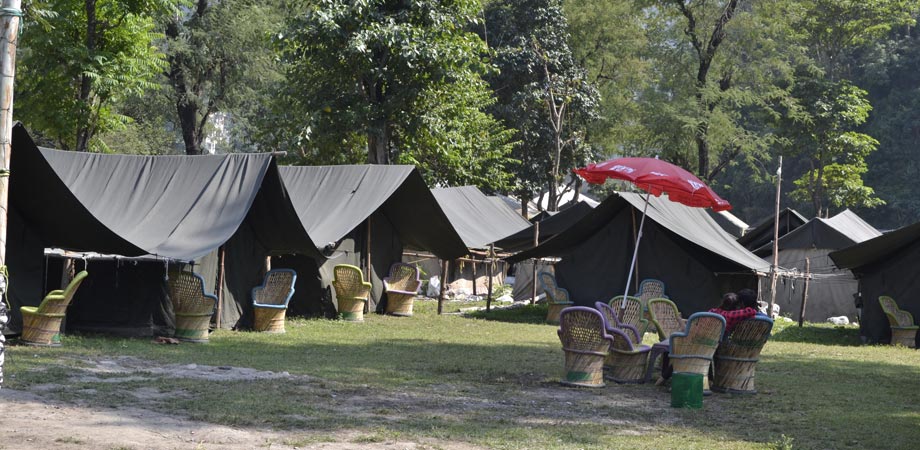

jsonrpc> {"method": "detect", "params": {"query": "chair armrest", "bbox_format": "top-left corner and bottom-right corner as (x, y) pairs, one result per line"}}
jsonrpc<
(253, 303), (288, 310)
(48, 290), (64, 296)
(387, 289), (417, 296)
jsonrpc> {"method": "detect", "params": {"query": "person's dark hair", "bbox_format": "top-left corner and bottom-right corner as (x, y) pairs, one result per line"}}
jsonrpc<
(737, 288), (758, 309)
(719, 292), (740, 310)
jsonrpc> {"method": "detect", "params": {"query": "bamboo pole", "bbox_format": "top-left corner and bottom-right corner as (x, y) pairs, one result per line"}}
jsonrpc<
(215, 246), (225, 329)
(768, 156), (783, 317)
(471, 255), (478, 296)
(531, 221), (539, 305)
(798, 258), (810, 327)
(486, 244), (494, 312)
(438, 259), (448, 314)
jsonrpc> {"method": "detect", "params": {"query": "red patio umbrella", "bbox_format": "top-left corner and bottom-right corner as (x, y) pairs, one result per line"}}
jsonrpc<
(573, 157), (732, 303)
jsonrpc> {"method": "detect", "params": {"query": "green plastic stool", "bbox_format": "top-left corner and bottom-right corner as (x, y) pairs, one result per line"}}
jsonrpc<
(671, 372), (704, 408)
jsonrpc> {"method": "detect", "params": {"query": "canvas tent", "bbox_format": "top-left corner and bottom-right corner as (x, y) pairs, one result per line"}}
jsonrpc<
(272, 165), (467, 316)
(507, 192), (772, 313)
(708, 210), (749, 238)
(738, 208), (807, 251)
(408, 186), (531, 294)
(752, 210), (881, 322)
(6, 123), (318, 335)
(830, 220), (920, 343)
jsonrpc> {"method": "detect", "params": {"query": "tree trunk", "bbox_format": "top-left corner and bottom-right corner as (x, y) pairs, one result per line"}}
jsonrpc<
(76, 0), (98, 152)
(165, 1), (210, 156)
(367, 120), (389, 164)
(547, 179), (558, 212)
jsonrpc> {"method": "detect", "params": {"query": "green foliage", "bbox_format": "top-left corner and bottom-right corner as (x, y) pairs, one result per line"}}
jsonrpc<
(17, 0), (173, 151)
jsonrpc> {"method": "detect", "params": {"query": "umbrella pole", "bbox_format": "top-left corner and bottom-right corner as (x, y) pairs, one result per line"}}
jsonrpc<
(622, 192), (651, 307)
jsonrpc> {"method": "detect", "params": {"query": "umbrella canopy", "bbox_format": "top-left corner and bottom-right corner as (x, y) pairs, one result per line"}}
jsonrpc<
(574, 157), (732, 211)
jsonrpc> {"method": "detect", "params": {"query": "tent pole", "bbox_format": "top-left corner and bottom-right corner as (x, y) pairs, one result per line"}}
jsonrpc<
(798, 258), (810, 327)
(471, 255), (478, 296)
(215, 246), (225, 329)
(531, 221), (539, 305)
(365, 216), (372, 283)
(486, 243), (494, 312)
(769, 156), (783, 317)
(622, 192), (650, 307)
(438, 259), (448, 314)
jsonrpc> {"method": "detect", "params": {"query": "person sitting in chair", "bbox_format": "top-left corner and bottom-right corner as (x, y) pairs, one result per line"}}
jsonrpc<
(708, 292), (756, 335)
(737, 288), (771, 319)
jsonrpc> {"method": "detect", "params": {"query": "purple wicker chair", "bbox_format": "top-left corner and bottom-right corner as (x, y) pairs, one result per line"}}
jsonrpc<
(384, 263), (420, 316)
(594, 301), (641, 344)
(557, 306), (615, 387)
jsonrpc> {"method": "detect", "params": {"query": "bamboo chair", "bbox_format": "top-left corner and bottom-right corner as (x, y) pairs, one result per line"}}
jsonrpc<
(609, 295), (648, 340)
(20, 271), (89, 346)
(332, 265), (371, 322)
(603, 325), (652, 384)
(635, 279), (667, 333)
(712, 317), (774, 394)
(168, 271), (217, 343)
(252, 269), (297, 333)
(648, 298), (687, 342)
(594, 301), (641, 344)
(557, 306), (615, 388)
(669, 312), (726, 394)
(539, 272), (575, 324)
(384, 263), (420, 316)
(878, 296), (918, 348)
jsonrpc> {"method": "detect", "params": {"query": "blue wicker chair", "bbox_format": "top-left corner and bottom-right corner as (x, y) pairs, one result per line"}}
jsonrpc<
(712, 317), (773, 393)
(669, 312), (726, 394)
(252, 269), (297, 332)
(168, 271), (217, 343)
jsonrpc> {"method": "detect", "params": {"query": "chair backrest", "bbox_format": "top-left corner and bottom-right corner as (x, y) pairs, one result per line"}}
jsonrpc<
(717, 317), (773, 360)
(610, 295), (643, 329)
(648, 298), (683, 341)
(385, 263), (420, 292)
(252, 269), (297, 307)
(558, 306), (614, 353)
(879, 296), (915, 327)
(539, 272), (571, 304)
(594, 301), (641, 344)
(670, 312), (726, 359)
(333, 265), (371, 299)
(168, 271), (217, 315)
(37, 270), (89, 315)
(635, 278), (667, 303)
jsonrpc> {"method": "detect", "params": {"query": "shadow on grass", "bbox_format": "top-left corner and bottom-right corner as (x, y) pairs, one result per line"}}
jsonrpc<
(769, 323), (862, 346)
(465, 303), (550, 324)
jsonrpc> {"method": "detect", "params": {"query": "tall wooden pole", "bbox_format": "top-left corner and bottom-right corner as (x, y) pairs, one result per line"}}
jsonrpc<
(215, 246), (226, 329)
(768, 156), (783, 318)
(798, 258), (811, 327)
(486, 243), (494, 312)
(531, 221), (539, 305)
(438, 259), (448, 314)
(0, 0), (22, 390)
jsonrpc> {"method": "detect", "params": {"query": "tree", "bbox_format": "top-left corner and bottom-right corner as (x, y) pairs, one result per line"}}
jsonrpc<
(163, 0), (284, 155)
(483, 0), (599, 211)
(17, 0), (172, 151)
(275, 0), (514, 186)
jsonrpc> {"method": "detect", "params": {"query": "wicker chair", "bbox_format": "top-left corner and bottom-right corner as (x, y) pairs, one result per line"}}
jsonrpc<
(878, 296), (918, 348)
(648, 298), (687, 342)
(252, 269), (297, 333)
(594, 301), (641, 344)
(635, 279), (667, 304)
(557, 306), (615, 387)
(609, 295), (648, 339)
(332, 265), (371, 322)
(20, 271), (89, 346)
(669, 312), (726, 394)
(168, 271), (217, 343)
(384, 263), (420, 316)
(539, 272), (575, 324)
(604, 326), (652, 383)
(712, 317), (774, 394)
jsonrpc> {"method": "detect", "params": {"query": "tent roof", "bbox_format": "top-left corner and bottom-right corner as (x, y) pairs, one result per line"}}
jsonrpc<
(737, 207), (808, 251)
(830, 220), (920, 270)
(10, 123), (316, 261)
(755, 209), (881, 255)
(508, 192), (771, 273)
(493, 201), (595, 253)
(431, 186), (531, 249)
(708, 209), (749, 238)
(278, 165), (468, 259)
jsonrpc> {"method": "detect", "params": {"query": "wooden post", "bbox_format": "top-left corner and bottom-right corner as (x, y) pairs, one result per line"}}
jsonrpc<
(531, 221), (539, 305)
(0, 0), (22, 277)
(365, 216), (372, 280)
(471, 256), (478, 296)
(486, 244), (494, 312)
(768, 156), (783, 317)
(438, 259), (448, 314)
(798, 258), (810, 327)
(215, 246), (226, 329)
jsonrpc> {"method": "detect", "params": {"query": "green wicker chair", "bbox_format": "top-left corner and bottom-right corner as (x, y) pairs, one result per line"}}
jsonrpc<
(669, 312), (725, 394)
(712, 317), (774, 394)
(609, 295), (648, 340)
(558, 306), (615, 388)
(252, 269), (297, 333)
(539, 272), (574, 324)
(648, 298), (687, 342)
(332, 265), (371, 322)
(384, 263), (420, 316)
(168, 271), (217, 343)
(20, 271), (89, 346)
(878, 296), (918, 348)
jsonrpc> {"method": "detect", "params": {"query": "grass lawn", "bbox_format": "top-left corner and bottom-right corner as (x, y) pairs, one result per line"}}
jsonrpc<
(4, 299), (920, 449)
